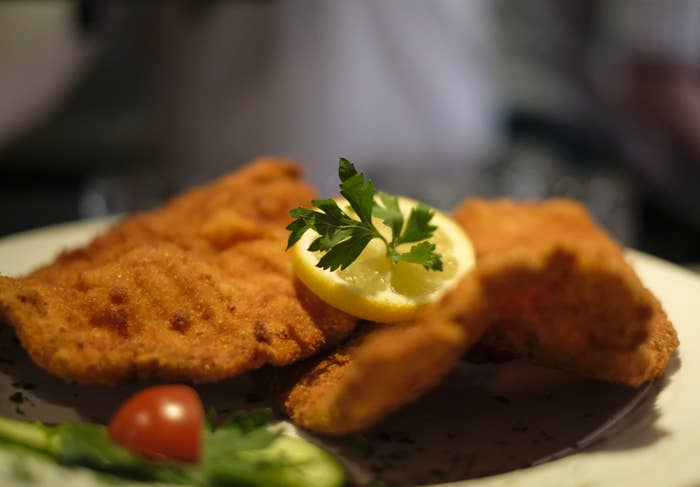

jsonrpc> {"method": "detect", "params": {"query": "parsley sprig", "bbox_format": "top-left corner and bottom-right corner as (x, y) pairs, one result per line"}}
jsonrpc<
(286, 158), (443, 272)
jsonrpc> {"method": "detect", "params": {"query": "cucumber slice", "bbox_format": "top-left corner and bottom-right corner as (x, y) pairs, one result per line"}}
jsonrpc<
(237, 435), (346, 487)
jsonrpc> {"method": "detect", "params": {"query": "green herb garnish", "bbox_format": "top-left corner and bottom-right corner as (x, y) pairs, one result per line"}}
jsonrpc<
(287, 158), (443, 272)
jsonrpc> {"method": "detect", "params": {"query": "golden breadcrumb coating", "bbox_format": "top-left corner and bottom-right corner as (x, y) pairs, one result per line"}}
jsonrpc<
(454, 198), (678, 387)
(0, 158), (357, 385)
(274, 198), (678, 435)
(272, 272), (491, 435)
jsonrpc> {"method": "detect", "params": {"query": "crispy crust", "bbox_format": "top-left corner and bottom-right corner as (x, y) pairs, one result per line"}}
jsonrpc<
(454, 198), (678, 386)
(272, 272), (491, 435)
(0, 169), (678, 431)
(275, 198), (679, 435)
(0, 158), (357, 385)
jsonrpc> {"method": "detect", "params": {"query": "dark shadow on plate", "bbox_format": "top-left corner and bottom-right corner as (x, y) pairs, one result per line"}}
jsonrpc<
(580, 350), (680, 454)
(0, 326), (272, 424)
(314, 358), (674, 486)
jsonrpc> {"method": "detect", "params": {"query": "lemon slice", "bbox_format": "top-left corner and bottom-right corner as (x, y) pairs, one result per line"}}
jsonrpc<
(291, 196), (475, 323)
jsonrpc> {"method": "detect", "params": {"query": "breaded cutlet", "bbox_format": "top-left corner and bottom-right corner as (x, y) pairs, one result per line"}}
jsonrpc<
(0, 158), (357, 385)
(273, 199), (678, 435)
(454, 198), (678, 387)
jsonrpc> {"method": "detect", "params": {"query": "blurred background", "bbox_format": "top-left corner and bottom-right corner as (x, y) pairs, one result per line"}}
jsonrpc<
(2, 0), (700, 265)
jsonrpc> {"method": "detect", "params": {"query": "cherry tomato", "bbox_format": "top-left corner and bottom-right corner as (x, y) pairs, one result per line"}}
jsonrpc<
(108, 385), (204, 463)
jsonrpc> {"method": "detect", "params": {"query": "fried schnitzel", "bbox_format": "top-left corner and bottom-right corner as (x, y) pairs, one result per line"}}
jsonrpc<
(272, 273), (491, 435)
(274, 199), (677, 435)
(0, 158), (678, 433)
(0, 158), (357, 385)
(454, 198), (678, 387)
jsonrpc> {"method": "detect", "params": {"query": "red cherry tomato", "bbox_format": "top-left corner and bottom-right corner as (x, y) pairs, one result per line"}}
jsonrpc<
(108, 385), (204, 463)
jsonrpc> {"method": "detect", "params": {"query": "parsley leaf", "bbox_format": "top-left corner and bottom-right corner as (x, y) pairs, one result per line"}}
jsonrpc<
(396, 242), (444, 270)
(338, 158), (376, 223)
(374, 192), (403, 238)
(397, 204), (437, 245)
(286, 158), (443, 271)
